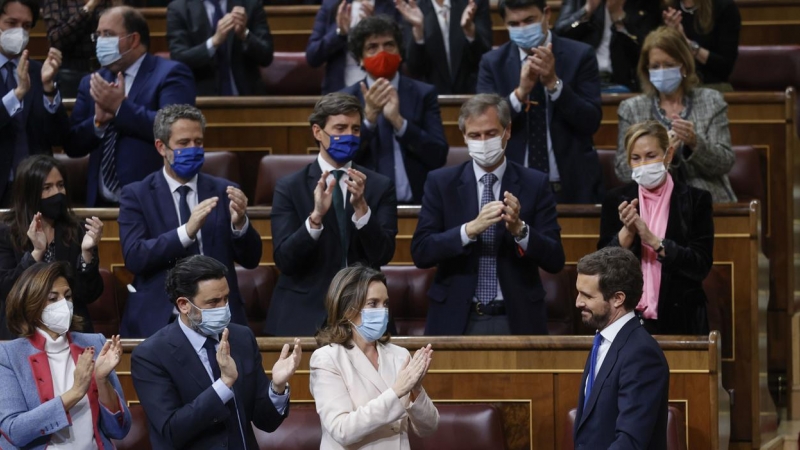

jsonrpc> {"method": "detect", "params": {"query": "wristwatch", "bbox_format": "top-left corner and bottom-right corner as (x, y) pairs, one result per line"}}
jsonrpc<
(336, 27), (346, 36)
(654, 240), (665, 253)
(689, 40), (700, 55)
(546, 78), (562, 95)
(514, 221), (529, 241)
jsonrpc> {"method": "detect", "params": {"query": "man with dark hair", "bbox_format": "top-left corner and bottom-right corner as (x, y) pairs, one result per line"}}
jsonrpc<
(166, 0), (274, 95)
(131, 255), (302, 450)
(268, 92), (398, 336)
(477, 0), (603, 204)
(64, 6), (196, 206)
(0, 0), (69, 205)
(118, 104), (261, 337)
(341, 14), (447, 204)
(573, 246), (670, 448)
(412, 93), (564, 335)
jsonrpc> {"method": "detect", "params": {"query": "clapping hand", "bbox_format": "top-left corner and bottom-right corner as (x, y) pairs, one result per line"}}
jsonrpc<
(227, 186), (248, 230)
(41, 48), (63, 94)
(94, 335), (122, 381)
(81, 216), (104, 252)
(411, 344), (433, 396)
(345, 168), (368, 218)
(218, 328), (239, 388)
(311, 170), (336, 227)
(271, 338), (302, 393)
(662, 7), (685, 36)
(670, 115), (696, 147)
(27, 213), (47, 261)
(461, 0), (477, 39)
(395, 0), (424, 41)
(90, 72), (125, 114)
(360, 79), (392, 123)
(392, 344), (432, 398)
(14, 50), (30, 101)
(336, 0), (352, 35)
(618, 199), (639, 234)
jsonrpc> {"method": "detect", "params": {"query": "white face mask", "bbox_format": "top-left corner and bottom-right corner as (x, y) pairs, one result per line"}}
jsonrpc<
(0, 27), (29, 56)
(41, 299), (74, 335)
(466, 132), (506, 167)
(631, 160), (668, 190)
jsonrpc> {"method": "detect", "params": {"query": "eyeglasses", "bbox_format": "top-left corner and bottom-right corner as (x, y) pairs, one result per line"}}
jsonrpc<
(90, 32), (133, 43)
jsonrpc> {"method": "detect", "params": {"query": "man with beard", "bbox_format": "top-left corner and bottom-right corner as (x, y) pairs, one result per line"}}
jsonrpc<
(573, 246), (670, 448)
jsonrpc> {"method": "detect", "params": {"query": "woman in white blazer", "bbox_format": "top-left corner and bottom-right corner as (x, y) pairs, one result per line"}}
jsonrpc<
(310, 265), (439, 449)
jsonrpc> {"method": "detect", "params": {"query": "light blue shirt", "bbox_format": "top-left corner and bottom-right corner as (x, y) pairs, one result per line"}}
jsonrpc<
(0, 52), (62, 125)
(362, 73), (412, 202)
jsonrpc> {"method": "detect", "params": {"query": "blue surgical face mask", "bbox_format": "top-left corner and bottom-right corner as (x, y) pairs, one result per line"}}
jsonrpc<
(323, 131), (360, 164)
(188, 301), (231, 337)
(508, 21), (545, 51)
(352, 308), (388, 342)
(169, 146), (205, 179)
(649, 67), (683, 94)
(95, 35), (131, 67)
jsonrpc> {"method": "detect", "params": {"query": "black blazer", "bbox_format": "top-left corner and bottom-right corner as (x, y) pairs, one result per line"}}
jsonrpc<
(598, 181), (713, 334)
(166, 0), (275, 95)
(131, 322), (287, 449)
(405, 0), (492, 94)
(267, 161), (398, 336)
(476, 35), (604, 204)
(0, 222), (103, 339)
(678, 0), (741, 84)
(411, 160), (565, 335)
(574, 317), (670, 449)
(553, 0), (660, 91)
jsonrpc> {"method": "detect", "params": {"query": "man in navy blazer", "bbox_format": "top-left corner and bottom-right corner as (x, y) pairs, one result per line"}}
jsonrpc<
(64, 6), (196, 207)
(306, 0), (401, 94)
(411, 94), (564, 335)
(132, 255), (302, 450)
(118, 105), (261, 338)
(477, 0), (603, 204)
(574, 247), (670, 448)
(341, 15), (448, 204)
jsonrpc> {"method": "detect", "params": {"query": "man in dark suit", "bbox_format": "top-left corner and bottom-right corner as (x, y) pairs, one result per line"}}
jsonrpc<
(554, 0), (660, 92)
(166, 0), (274, 96)
(64, 6), (196, 207)
(268, 92), (397, 336)
(341, 15), (448, 204)
(0, 0), (69, 204)
(306, 0), (401, 94)
(411, 94), (564, 335)
(132, 255), (302, 450)
(118, 104), (262, 338)
(401, 0), (492, 94)
(477, 0), (603, 204)
(574, 246), (670, 448)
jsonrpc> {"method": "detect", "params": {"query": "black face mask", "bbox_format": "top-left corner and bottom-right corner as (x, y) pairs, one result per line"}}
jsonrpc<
(40, 193), (67, 221)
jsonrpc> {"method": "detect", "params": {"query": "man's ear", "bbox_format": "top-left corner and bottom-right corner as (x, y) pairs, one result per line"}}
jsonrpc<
(312, 124), (326, 144)
(155, 139), (168, 158)
(176, 297), (191, 315)
(612, 292), (626, 309)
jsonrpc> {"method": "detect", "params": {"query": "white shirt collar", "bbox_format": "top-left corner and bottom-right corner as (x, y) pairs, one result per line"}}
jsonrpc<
(366, 71), (400, 90)
(178, 313), (216, 353)
(598, 311), (636, 344)
(125, 52), (147, 80)
(317, 152), (353, 173)
(162, 166), (199, 194)
(472, 157), (508, 184)
(0, 51), (18, 68)
(431, 0), (451, 15)
(518, 27), (552, 61)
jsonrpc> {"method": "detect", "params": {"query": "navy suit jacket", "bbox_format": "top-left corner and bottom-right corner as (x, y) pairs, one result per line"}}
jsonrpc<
(64, 53), (196, 206)
(305, 0), (401, 94)
(342, 76), (448, 204)
(0, 59), (69, 201)
(574, 317), (670, 449)
(131, 322), (286, 450)
(267, 161), (397, 336)
(410, 160), (565, 335)
(118, 171), (262, 337)
(477, 35), (604, 204)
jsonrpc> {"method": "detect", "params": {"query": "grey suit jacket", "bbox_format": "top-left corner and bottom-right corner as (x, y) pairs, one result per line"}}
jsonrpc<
(615, 88), (737, 203)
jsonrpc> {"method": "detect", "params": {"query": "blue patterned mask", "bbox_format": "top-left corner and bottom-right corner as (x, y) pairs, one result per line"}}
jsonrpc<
(324, 132), (360, 164)
(170, 146), (205, 179)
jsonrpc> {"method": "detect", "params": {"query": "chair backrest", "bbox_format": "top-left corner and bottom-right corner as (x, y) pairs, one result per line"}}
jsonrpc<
(260, 52), (325, 96)
(729, 145), (765, 204)
(254, 154), (317, 205)
(730, 45), (800, 91)
(54, 154), (90, 207)
(596, 148), (625, 191)
(236, 265), (279, 337)
(383, 265), (435, 336)
(564, 406), (686, 450)
(113, 404), (152, 450)
(408, 403), (507, 449)
(201, 151), (242, 186)
(253, 404), (322, 449)
(541, 267), (576, 335)
(445, 146), (471, 167)
(87, 269), (121, 337)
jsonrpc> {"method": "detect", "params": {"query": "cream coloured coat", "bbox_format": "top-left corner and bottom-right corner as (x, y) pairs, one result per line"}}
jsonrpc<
(309, 341), (439, 449)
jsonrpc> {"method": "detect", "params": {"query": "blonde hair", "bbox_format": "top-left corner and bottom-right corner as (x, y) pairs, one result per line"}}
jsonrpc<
(638, 27), (699, 96)
(624, 121), (671, 166)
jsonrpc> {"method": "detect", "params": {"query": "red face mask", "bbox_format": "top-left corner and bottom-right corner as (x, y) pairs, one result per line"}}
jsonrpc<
(362, 51), (402, 80)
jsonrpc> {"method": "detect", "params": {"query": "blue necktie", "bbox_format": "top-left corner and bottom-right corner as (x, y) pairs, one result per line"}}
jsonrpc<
(584, 332), (603, 408)
(209, 0), (234, 95)
(178, 185), (200, 255)
(475, 173), (498, 304)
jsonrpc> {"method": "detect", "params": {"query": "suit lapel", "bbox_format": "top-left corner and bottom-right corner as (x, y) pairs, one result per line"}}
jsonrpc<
(167, 321), (215, 391)
(152, 172), (181, 231)
(664, 181), (687, 242)
(457, 162), (479, 223)
(506, 44), (523, 95)
(423, 0), (451, 81)
(191, 0), (211, 37)
(126, 53), (155, 103)
(345, 345), (389, 393)
(307, 161), (345, 243)
(548, 34), (566, 119)
(197, 174), (220, 254)
(498, 162), (521, 246)
(376, 344), (399, 390)
(448, 0), (466, 80)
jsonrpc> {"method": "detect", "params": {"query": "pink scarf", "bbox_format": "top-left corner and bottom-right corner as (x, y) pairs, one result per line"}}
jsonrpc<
(636, 174), (674, 320)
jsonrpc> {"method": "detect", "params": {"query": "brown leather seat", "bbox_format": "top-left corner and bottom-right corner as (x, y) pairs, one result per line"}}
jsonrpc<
(730, 45), (800, 91)
(113, 404), (152, 450)
(87, 269), (121, 337)
(201, 151), (242, 186)
(254, 154), (316, 205)
(596, 148), (625, 191)
(260, 52), (325, 96)
(409, 403), (507, 449)
(254, 404), (322, 449)
(729, 145), (764, 204)
(541, 268), (576, 335)
(236, 265), (279, 337)
(445, 146), (471, 167)
(564, 405), (686, 450)
(54, 154), (89, 207)
(383, 265), (435, 336)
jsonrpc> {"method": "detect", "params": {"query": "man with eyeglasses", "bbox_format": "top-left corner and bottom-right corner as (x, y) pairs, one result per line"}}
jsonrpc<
(63, 6), (196, 207)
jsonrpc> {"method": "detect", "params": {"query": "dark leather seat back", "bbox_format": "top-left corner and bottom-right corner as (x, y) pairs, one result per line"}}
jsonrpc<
(254, 154), (317, 205)
(54, 154), (89, 207)
(113, 404), (152, 450)
(564, 406), (686, 450)
(596, 148), (625, 191)
(445, 146), (470, 167)
(730, 45), (800, 91)
(201, 151), (242, 186)
(87, 269), (121, 337)
(383, 265), (435, 336)
(260, 52), (325, 96)
(254, 404), (322, 449)
(541, 268), (575, 335)
(409, 403), (507, 449)
(236, 265), (279, 337)
(729, 145), (765, 204)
